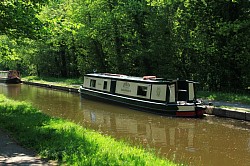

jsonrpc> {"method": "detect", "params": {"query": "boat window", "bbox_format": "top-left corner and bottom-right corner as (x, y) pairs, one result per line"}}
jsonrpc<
(103, 81), (107, 90)
(137, 86), (147, 96)
(177, 81), (188, 101)
(90, 79), (96, 88)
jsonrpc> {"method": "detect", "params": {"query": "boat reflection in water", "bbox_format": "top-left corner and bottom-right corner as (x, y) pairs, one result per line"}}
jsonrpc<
(83, 103), (194, 146)
(79, 98), (250, 166)
(0, 83), (249, 166)
(0, 83), (21, 98)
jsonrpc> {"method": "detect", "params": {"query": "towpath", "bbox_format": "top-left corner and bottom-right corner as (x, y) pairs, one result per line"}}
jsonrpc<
(205, 100), (250, 111)
(0, 129), (56, 166)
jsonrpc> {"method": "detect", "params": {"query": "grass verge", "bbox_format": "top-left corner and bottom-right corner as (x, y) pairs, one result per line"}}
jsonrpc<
(197, 91), (250, 105)
(22, 76), (83, 88)
(0, 94), (177, 166)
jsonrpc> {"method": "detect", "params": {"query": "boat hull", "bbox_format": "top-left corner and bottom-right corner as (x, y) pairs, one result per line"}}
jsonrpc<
(80, 87), (204, 118)
(0, 78), (21, 84)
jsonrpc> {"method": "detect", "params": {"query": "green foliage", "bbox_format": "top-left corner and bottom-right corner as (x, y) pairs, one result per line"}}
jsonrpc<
(0, 0), (49, 38)
(0, 35), (21, 70)
(1, 0), (249, 92)
(0, 95), (177, 165)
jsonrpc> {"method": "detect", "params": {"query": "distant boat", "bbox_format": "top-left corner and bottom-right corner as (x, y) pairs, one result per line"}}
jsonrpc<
(79, 73), (205, 117)
(0, 70), (21, 84)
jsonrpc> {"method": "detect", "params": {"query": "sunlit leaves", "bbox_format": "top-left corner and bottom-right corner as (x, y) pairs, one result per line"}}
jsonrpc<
(0, 0), (49, 38)
(0, 0), (249, 91)
(0, 35), (21, 69)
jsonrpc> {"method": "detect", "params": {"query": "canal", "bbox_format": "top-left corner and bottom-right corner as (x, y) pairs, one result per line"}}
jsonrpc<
(0, 83), (250, 166)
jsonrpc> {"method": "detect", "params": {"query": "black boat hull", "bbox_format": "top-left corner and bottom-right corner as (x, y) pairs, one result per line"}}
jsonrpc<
(0, 78), (21, 84)
(80, 87), (204, 117)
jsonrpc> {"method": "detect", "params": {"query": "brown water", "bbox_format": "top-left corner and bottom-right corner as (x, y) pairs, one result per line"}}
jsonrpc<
(0, 83), (250, 166)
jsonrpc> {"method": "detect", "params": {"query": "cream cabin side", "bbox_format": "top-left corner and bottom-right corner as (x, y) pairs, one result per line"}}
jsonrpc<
(0, 71), (9, 79)
(115, 81), (152, 99)
(83, 76), (112, 92)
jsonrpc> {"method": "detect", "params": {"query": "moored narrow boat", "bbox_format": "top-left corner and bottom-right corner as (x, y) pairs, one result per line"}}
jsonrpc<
(79, 73), (205, 117)
(0, 70), (22, 84)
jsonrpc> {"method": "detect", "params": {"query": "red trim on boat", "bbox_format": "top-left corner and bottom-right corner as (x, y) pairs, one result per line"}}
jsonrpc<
(176, 111), (196, 117)
(196, 110), (204, 117)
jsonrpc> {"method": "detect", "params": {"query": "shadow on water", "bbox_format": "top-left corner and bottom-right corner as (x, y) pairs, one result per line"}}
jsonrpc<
(0, 83), (250, 166)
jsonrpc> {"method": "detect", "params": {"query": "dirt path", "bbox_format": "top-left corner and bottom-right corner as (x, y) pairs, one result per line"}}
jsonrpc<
(0, 129), (55, 166)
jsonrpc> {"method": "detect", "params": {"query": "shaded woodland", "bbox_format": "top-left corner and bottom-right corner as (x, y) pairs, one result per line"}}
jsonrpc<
(0, 0), (249, 91)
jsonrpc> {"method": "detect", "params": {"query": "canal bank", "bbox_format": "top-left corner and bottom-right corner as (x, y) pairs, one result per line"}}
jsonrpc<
(1, 82), (250, 166)
(0, 95), (176, 166)
(205, 102), (250, 121)
(22, 80), (250, 121)
(22, 81), (79, 93)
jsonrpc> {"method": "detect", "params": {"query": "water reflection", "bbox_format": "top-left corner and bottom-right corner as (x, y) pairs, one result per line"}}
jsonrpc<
(0, 83), (250, 166)
(78, 99), (250, 166)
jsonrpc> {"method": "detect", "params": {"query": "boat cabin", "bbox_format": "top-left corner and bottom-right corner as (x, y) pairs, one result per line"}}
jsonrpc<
(82, 73), (197, 104)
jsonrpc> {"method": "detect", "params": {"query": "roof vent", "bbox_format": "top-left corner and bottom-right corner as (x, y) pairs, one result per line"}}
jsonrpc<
(143, 76), (156, 80)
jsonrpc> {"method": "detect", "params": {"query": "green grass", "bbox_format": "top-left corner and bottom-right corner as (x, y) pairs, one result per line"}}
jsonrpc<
(0, 94), (178, 166)
(22, 76), (83, 88)
(197, 91), (250, 105)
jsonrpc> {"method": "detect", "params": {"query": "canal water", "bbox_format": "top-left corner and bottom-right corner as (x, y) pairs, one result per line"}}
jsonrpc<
(0, 83), (250, 166)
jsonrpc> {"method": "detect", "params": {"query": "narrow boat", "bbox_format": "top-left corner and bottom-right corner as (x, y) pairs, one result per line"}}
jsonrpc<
(79, 73), (205, 117)
(0, 70), (21, 84)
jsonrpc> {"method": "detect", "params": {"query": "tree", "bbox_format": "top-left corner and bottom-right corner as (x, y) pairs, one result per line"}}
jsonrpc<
(0, 0), (48, 38)
(2, 0), (249, 92)
(0, 35), (21, 70)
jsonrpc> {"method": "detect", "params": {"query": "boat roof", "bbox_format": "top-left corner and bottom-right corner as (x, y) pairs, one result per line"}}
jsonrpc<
(0, 70), (18, 72)
(85, 73), (164, 82)
(85, 73), (197, 83)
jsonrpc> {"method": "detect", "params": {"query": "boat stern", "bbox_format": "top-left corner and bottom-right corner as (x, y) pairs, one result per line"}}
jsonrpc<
(175, 104), (205, 118)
